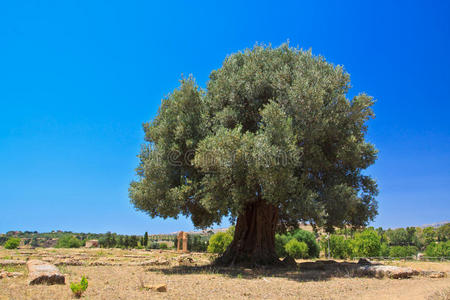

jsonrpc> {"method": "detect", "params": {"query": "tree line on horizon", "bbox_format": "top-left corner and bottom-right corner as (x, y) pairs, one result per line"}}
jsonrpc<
(1, 223), (448, 258)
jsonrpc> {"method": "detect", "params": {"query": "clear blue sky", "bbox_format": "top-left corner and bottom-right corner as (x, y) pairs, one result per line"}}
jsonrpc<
(1, 1), (449, 234)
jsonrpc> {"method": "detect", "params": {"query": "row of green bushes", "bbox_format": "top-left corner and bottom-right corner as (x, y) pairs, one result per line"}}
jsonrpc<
(205, 228), (320, 259)
(425, 241), (450, 257)
(3, 226), (449, 258)
(325, 229), (450, 258)
(275, 229), (320, 258)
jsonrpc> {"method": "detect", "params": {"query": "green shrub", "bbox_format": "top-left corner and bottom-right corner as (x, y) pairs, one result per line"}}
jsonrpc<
(389, 245), (418, 257)
(275, 234), (290, 257)
(56, 235), (82, 248)
(226, 226), (235, 237)
(275, 229), (319, 258)
(159, 243), (168, 249)
(425, 241), (450, 257)
(351, 229), (381, 257)
(289, 229), (320, 258)
(146, 242), (160, 250)
(380, 243), (390, 257)
(4, 238), (21, 249)
(207, 232), (233, 254)
(329, 235), (352, 259)
(30, 237), (40, 248)
(284, 239), (308, 259)
(187, 235), (208, 252)
(70, 275), (88, 298)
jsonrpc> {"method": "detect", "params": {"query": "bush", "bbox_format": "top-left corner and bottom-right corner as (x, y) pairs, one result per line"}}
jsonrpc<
(380, 243), (390, 257)
(284, 239), (308, 259)
(159, 243), (168, 249)
(4, 238), (21, 249)
(207, 232), (233, 254)
(146, 242), (160, 250)
(351, 229), (381, 257)
(425, 241), (450, 257)
(329, 235), (352, 259)
(30, 237), (40, 248)
(275, 234), (290, 257)
(188, 235), (208, 252)
(56, 235), (82, 248)
(289, 229), (320, 258)
(389, 246), (418, 257)
(70, 275), (88, 298)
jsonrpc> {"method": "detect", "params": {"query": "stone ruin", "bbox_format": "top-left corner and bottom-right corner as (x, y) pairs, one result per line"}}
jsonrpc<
(85, 240), (99, 248)
(177, 231), (189, 253)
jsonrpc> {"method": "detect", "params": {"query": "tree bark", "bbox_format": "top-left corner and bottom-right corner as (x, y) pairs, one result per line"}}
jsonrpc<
(215, 200), (281, 266)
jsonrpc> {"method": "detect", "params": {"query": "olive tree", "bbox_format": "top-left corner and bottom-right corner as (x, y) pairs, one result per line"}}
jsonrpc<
(130, 44), (378, 266)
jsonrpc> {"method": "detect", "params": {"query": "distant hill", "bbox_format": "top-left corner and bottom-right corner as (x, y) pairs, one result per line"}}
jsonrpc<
(417, 221), (449, 229)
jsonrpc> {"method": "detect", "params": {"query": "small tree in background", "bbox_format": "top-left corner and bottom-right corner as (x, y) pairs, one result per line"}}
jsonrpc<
(329, 235), (352, 259)
(143, 232), (149, 247)
(289, 229), (320, 258)
(437, 224), (450, 242)
(389, 245), (418, 257)
(284, 239), (308, 259)
(4, 238), (21, 249)
(380, 243), (390, 257)
(351, 229), (381, 257)
(207, 232), (233, 254)
(274, 229), (319, 258)
(425, 241), (450, 257)
(56, 236), (82, 248)
(275, 234), (290, 257)
(30, 237), (39, 248)
(422, 227), (437, 246)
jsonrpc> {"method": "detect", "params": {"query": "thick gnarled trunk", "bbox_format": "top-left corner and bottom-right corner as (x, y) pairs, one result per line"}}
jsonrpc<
(216, 200), (281, 266)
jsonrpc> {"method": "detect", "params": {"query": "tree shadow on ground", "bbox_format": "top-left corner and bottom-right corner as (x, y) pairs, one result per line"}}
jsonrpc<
(146, 260), (374, 283)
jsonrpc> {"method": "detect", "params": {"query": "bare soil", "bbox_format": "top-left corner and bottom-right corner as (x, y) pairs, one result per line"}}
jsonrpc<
(0, 248), (449, 300)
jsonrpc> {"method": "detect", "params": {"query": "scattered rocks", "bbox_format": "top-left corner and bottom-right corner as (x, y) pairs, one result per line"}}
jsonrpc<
(145, 284), (167, 292)
(54, 259), (84, 266)
(42, 257), (54, 263)
(356, 265), (419, 279)
(131, 259), (170, 266)
(421, 271), (447, 278)
(27, 260), (65, 285)
(88, 261), (116, 266)
(357, 258), (372, 266)
(299, 260), (425, 279)
(124, 255), (146, 258)
(0, 271), (23, 279)
(0, 260), (26, 266)
(177, 255), (196, 266)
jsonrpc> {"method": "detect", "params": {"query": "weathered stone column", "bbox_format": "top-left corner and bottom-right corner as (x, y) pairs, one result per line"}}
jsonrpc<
(182, 232), (189, 253)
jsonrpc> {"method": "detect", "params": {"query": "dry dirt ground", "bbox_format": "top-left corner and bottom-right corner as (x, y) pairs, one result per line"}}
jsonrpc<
(0, 248), (449, 300)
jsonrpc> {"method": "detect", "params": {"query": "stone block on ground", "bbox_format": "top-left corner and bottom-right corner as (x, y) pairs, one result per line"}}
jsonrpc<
(357, 265), (419, 279)
(421, 271), (447, 278)
(130, 259), (170, 266)
(357, 258), (372, 265)
(27, 260), (65, 285)
(0, 260), (26, 266)
(145, 284), (167, 292)
(0, 271), (24, 279)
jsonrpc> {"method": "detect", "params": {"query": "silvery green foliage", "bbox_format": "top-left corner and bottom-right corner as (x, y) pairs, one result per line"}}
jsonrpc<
(130, 44), (378, 231)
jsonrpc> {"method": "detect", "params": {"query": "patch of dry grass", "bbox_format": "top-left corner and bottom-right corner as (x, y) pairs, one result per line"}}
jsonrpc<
(0, 247), (449, 300)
